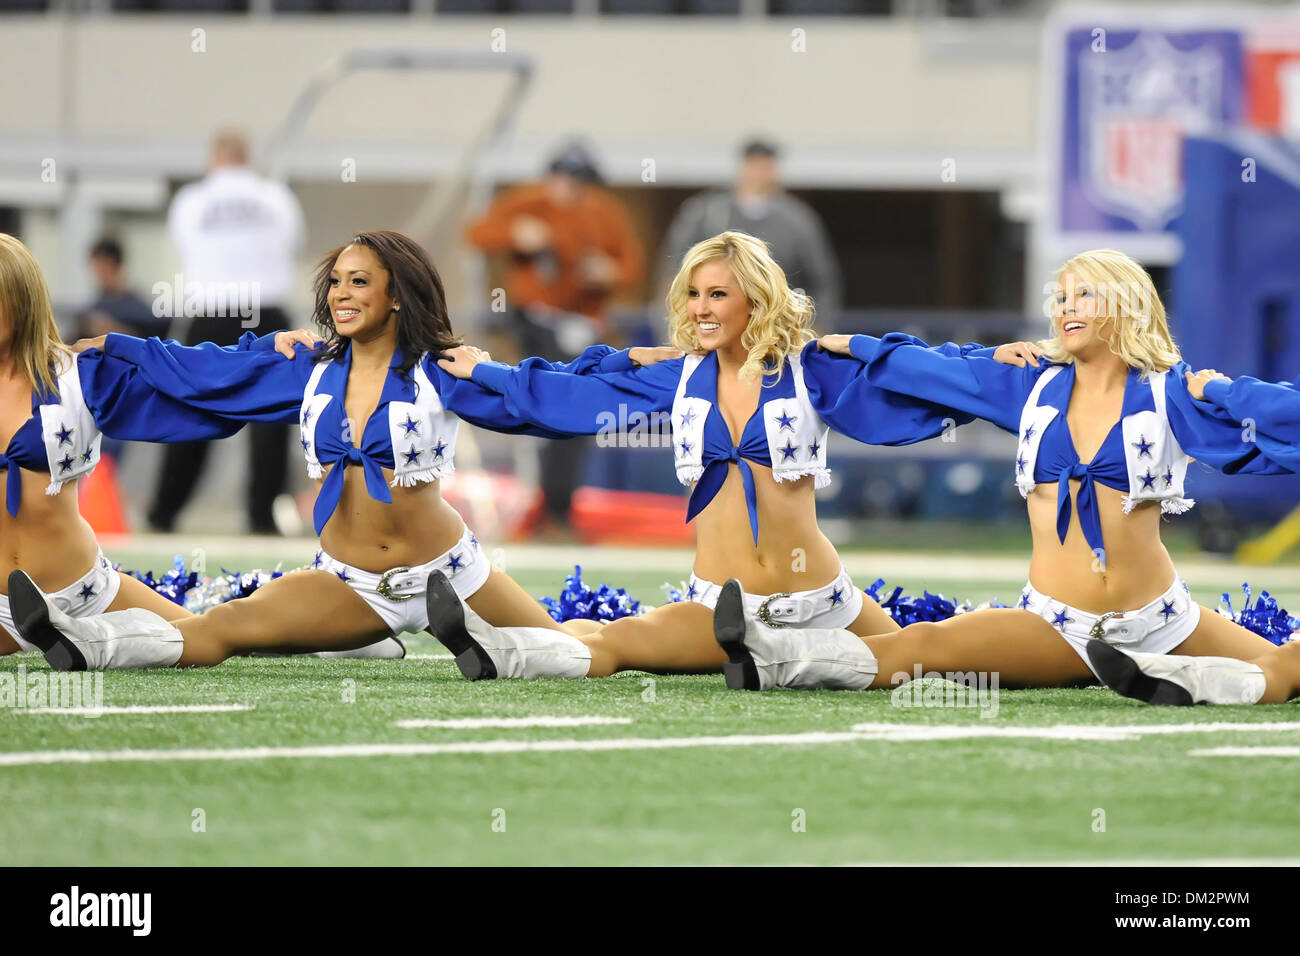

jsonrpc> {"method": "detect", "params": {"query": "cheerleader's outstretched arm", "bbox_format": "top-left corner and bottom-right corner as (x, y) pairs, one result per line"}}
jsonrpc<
(1166, 363), (1295, 476)
(805, 332), (1039, 442)
(81, 330), (315, 426)
(440, 346), (682, 437)
(1196, 369), (1300, 472)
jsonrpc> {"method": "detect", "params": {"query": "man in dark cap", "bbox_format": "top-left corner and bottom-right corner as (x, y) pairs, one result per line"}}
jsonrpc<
(657, 138), (842, 320)
(466, 140), (645, 538)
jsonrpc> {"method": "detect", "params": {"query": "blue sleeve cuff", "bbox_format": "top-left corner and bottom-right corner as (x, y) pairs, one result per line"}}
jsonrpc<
(470, 361), (515, 394)
(847, 334), (878, 363)
(1201, 377), (1231, 406)
(239, 330), (280, 352)
(597, 349), (638, 374)
(101, 332), (149, 361)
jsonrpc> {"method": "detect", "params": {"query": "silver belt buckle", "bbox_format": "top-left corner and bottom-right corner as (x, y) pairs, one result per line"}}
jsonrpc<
(756, 591), (793, 628)
(1088, 611), (1122, 641)
(376, 566), (415, 602)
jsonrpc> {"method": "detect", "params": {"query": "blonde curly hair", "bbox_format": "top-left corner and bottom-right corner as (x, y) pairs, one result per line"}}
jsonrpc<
(0, 234), (71, 396)
(1038, 248), (1181, 375)
(665, 231), (815, 383)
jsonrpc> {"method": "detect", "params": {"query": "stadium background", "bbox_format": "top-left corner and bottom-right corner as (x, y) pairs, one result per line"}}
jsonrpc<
(2, 1), (1300, 868)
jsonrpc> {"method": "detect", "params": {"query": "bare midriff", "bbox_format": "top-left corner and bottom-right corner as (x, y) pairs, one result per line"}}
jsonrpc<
(0, 470), (101, 594)
(689, 462), (841, 595)
(315, 464), (466, 573)
(1026, 480), (1176, 613)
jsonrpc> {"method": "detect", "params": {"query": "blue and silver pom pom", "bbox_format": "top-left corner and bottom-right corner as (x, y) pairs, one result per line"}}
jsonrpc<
(541, 565), (642, 623)
(119, 555), (283, 613)
(1218, 583), (1300, 646)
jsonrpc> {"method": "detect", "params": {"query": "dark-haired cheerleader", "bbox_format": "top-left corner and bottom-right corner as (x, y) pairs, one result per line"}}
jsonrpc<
(11, 230), (645, 672)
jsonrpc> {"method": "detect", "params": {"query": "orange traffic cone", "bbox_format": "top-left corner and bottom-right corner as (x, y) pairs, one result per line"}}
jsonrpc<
(78, 453), (129, 534)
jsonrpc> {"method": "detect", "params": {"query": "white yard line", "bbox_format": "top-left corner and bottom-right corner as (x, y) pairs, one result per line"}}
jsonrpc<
(850, 721), (1300, 741)
(5, 720), (1298, 766)
(11, 704), (254, 716)
(394, 716), (634, 729)
(404, 654), (453, 661)
(0, 731), (867, 766)
(1189, 746), (1300, 758)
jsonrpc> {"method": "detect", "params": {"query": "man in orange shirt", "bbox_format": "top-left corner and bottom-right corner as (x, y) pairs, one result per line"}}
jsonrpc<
(466, 142), (645, 536)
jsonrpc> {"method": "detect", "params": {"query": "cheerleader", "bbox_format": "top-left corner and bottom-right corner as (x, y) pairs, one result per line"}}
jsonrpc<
(1087, 366), (1300, 705)
(9, 230), (626, 670)
(421, 231), (1031, 681)
(705, 249), (1300, 705)
(0, 233), (320, 660)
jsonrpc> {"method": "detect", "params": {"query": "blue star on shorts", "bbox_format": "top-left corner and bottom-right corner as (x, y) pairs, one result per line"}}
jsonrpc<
(446, 553), (464, 574)
(828, 588), (845, 606)
(1018, 591), (1032, 609)
(686, 581), (698, 600)
(1050, 607), (1073, 630)
(1159, 600), (1177, 622)
(78, 583), (96, 602)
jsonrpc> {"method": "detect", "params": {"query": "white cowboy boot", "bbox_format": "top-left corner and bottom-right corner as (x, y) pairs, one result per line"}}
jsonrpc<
(425, 571), (591, 680)
(712, 579), (878, 691)
(9, 571), (184, 671)
(1086, 640), (1266, 706)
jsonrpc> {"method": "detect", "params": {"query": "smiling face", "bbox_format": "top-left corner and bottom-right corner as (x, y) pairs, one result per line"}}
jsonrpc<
(327, 244), (399, 342)
(687, 259), (752, 356)
(1053, 270), (1116, 360)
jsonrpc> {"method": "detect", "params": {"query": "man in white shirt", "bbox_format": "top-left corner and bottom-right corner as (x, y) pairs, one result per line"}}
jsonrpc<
(148, 130), (306, 535)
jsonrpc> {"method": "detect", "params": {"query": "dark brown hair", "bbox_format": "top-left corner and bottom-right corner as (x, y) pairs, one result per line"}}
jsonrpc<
(310, 230), (459, 379)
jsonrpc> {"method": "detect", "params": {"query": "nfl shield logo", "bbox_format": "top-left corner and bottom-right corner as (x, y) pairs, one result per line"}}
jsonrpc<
(1079, 32), (1225, 230)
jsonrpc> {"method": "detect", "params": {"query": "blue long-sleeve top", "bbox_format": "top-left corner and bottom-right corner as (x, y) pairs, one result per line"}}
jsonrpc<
(0, 348), (255, 516)
(470, 338), (991, 541)
(93, 331), (620, 533)
(858, 332), (1293, 557)
(1202, 374), (1300, 472)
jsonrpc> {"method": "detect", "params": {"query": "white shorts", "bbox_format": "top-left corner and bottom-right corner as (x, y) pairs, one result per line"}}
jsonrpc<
(1018, 577), (1201, 679)
(686, 565), (864, 630)
(311, 524), (492, 636)
(0, 550), (121, 650)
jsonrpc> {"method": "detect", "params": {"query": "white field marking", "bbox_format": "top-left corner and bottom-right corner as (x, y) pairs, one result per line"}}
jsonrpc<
(1189, 746), (1300, 758)
(98, 535), (1300, 591)
(6, 721), (1298, 767)
(12, 704), (254, 716)
(850, 721), (1300, 742)
(0, 731), (868, 767)
(405, 654), (453, 661)
(394, 716), (634, 729)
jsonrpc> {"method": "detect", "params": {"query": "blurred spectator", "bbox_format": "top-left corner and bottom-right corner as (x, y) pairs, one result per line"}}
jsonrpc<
(78, 237), (171, 340)
(148, 130), (305, 536)
(657, 139), (842, 321)
(466, 141), (645, 538)
(78, 238), (172, 464)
